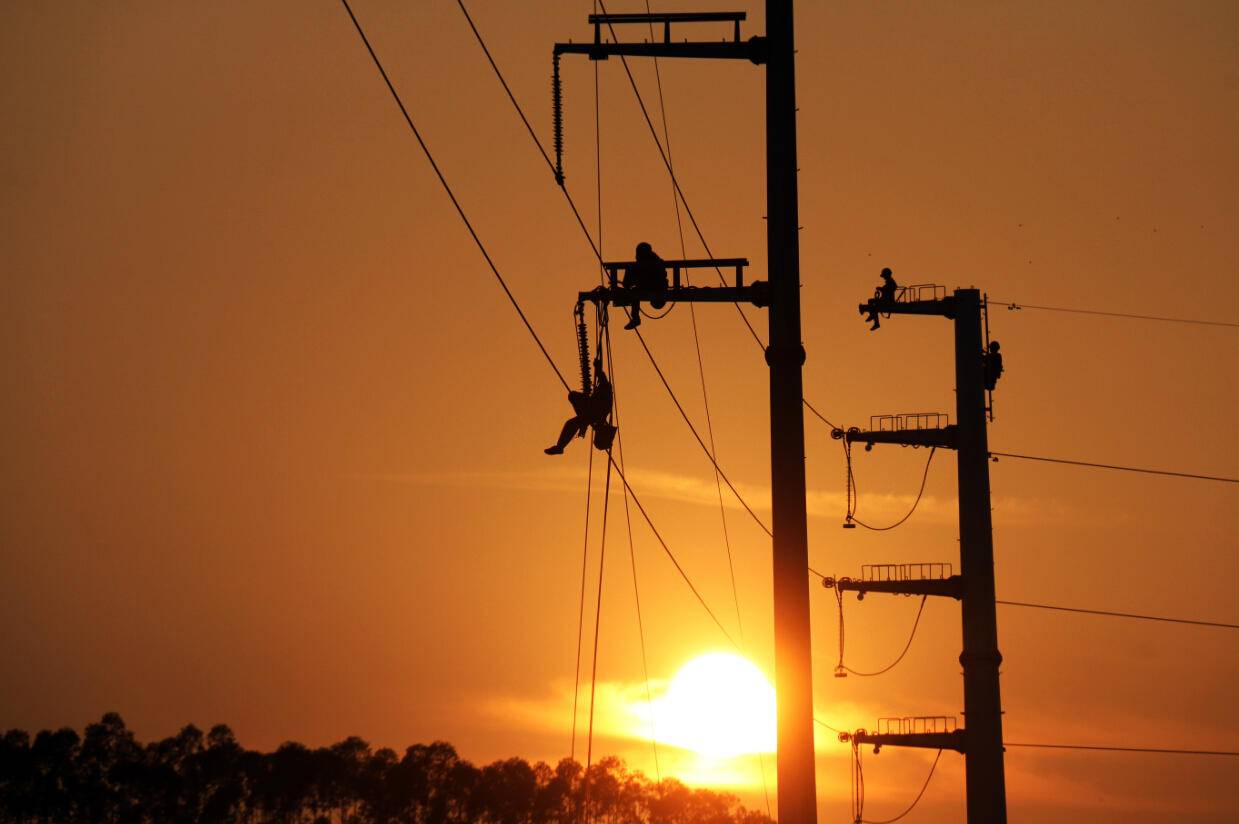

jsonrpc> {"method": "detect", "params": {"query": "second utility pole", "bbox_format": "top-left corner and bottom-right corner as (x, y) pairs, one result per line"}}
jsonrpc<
(764, 3), (818, 823)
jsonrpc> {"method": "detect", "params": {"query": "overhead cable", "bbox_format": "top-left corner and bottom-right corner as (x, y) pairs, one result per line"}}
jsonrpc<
(631, 328), (773, 537)
(608, 456), (739, 649)
(339, 0), (567, 391)
(991, 451), (1239, 485)
(991, 300), (1239, 329)
(840, 596), (930, 678)
(997, 599), (1239, 630)
(1005, 742), (1239, 757)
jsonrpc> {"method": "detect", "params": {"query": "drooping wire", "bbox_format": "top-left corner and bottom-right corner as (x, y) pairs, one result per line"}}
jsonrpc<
(990, 450), (1239, 485)
(835, 595), (930, 678)
(846, 448), (938, 531)
(860, 749), (943, 824)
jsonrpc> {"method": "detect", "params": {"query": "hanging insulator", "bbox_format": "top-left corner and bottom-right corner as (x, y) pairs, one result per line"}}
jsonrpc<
(575, 302), (591, 394)
(552, 52), (565, 186)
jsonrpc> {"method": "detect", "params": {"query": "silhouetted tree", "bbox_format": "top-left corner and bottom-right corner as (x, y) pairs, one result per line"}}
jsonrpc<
(0, 715), (772, 824)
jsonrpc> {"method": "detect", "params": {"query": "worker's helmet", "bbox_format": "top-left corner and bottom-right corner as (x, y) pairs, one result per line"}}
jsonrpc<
(881, 267), (893, 278)
(636, 241), (653, 257)
(989, 340), (1001, 353)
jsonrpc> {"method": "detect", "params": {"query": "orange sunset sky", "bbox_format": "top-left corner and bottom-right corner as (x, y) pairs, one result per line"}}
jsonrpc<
(3, 2), (1238, 821)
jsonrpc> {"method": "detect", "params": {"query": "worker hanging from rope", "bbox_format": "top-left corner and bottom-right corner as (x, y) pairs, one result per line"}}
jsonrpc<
(545, 303), (618, 455)
(621, 241), (669, 330)
(860, 267), (899, 331)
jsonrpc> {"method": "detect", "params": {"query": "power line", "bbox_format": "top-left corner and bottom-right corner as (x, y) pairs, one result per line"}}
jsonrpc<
(990, 451), (1239, 485)
(631, 328), (773, 537)
(339, 0), (568, 392)
(997, 599), (1239, 630)
(1005, 742), (1239, 757)
(862, 749), (943, 824)
(608, 456), (739, 649)
(991, 300), (1239, 329)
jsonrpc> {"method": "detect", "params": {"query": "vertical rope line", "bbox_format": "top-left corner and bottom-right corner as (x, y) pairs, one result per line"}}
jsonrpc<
(593, 1), (604, 285)
(640, 3), (770, 812)
(603, 314), (662, 782)
(570, 443), (596, 761)
(583, 454), (613, 824)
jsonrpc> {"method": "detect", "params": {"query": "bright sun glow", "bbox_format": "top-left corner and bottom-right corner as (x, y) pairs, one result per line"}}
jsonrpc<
(649, 652), (776, 758)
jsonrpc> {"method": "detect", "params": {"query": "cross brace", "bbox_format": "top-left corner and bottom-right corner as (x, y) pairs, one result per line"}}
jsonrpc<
(833, 426), (958, 450)
(824, 575), (963, 600)
(555, 39), (765, 64)
(578, 284), (767, 308)
(860, 296), (957, 319)
(846, 729), (966, 754)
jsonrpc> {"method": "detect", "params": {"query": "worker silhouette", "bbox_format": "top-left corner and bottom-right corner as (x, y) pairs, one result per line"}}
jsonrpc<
(622, 242), (668, 330)
(861, 267), (899, 330)
(545, 366), (617, 454)
(984, 340), (1004, 390)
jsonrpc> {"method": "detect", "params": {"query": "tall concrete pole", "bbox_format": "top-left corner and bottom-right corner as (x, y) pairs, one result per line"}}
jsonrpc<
(953, 289), (1008, 823)
(765, 2), (818, 822)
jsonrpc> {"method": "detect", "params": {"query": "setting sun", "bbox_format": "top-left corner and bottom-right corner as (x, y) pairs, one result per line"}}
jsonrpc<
(649, 653), (776, 758)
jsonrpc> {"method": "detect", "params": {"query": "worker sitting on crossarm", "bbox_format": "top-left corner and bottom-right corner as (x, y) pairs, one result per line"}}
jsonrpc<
(984, 340), (1004, 390)
(545, 367), (617, 454)
(861, 267), (899, 331)
(622, 242), (668, 330)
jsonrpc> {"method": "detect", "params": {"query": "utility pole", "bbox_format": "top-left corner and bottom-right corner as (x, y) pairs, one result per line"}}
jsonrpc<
(825, 287), (1008, 823)
(555, 5), (819, 822)
(763, 5), (818, 823)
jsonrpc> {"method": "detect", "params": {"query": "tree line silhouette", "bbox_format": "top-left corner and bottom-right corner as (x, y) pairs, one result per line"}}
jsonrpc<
(0, 713), (774, 823)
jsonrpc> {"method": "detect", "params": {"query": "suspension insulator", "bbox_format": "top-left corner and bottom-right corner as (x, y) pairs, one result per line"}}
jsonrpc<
(575, 303), (591, 394)
(552, 52), (565, 186)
